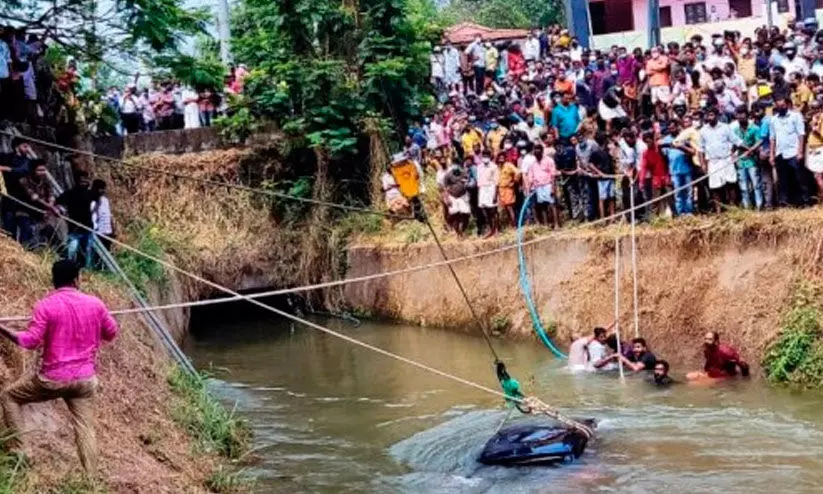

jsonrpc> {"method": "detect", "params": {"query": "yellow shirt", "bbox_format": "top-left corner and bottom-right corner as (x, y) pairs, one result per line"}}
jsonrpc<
(461, 128), (483, 157)
(738, 56), (756, 84)
(808, 114), (823, 150)
(791, 84), (813, 111)
(498, 162), (521, 187)
(486, 128), (507, 155)
(485, 47), (499, 72)
(0, 172), (5, 195)
(675, 126), (701, 166)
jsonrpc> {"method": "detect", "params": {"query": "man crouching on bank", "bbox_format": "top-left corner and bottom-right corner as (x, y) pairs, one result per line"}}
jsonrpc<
(0, 260), (118, 474)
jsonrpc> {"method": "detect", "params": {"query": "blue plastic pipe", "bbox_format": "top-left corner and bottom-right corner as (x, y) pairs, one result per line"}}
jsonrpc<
(516, 192), (567, 359)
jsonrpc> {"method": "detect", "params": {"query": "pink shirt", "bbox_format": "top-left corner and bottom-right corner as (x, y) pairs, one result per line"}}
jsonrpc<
(17, 288), (118, 382)
(527, 156), (557, 188)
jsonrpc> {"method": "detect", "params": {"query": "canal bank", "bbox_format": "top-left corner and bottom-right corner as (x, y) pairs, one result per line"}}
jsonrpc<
(345, 209), (823, 375)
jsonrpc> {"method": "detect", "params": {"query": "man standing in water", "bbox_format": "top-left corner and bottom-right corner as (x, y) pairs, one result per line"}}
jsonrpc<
(0, 260), (118, 474)
(687, 331), (749, 380)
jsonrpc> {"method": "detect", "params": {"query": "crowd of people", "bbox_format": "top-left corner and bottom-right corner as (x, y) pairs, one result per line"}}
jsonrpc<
(395, 19), (823, 238)
(102, 64), (250, 135)
(1, 23), (249, 135)
(1, 138), (113, 267)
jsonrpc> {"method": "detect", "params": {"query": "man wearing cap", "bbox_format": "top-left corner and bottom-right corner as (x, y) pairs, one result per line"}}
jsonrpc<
(699, 107), (743, 212)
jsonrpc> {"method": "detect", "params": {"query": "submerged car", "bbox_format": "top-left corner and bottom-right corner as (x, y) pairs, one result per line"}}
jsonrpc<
(478, 419), (596, 466)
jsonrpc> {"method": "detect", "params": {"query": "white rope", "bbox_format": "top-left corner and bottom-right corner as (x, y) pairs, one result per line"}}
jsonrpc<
(0, 192), (534, 407)
(613, 235), (625, 380)
(629, 179), (640, 339)
(0, 151), (750, 324)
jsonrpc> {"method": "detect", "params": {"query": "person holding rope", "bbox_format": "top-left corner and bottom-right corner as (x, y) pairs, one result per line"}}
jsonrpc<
(0, 260), (118, 474)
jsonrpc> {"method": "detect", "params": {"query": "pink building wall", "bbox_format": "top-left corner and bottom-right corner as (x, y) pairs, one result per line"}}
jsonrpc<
(626, 0), (790, 33)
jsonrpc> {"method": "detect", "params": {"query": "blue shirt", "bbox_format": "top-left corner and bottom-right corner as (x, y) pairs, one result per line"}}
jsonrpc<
(661, 135), (691, 175)
(769, 110), (805, 159)
(758, 116), (771, 152)
(551, 103), (581, 139)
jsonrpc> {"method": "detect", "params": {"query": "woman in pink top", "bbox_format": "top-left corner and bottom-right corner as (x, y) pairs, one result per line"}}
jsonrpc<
(526, 143), (560, 228)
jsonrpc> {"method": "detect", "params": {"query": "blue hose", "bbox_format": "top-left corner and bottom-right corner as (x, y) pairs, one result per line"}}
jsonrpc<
(516, 192), (567, 359)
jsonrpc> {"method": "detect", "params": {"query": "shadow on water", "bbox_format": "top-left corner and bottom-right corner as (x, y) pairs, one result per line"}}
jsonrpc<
(186, 315), (823, 494)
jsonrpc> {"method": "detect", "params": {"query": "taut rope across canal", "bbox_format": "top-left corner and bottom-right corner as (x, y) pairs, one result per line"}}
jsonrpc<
(0, 190), (595, 437)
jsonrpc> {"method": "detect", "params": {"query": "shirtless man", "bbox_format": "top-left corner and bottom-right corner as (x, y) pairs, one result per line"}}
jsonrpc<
(687, 331), (750, 380)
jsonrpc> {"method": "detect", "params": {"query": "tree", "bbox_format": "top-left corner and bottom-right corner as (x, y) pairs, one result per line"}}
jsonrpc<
(0, 0), (209, 68)
(439, 0), (564, 29)
(229, 0), (435, 156)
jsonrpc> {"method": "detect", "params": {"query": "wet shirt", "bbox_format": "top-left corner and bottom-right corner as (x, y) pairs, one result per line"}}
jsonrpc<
(628, 351), (657, 370)
(16, 288), (118, 382)
(704, 343), (741, 378)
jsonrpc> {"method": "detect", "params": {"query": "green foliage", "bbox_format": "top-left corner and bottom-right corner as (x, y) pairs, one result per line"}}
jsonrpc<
(168, 368), (251, 460)
(214, 105), (261, 144)
(440, 0), (564, 29)
(113, 223), (170, 296)
(230, 0), (437, 155)
(763, 282), (823, 387)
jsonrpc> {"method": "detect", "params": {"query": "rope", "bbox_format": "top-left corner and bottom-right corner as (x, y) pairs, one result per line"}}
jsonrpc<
(0, 130), (413, 221)
(0, 190), (593, 433)
(522, 396), (595, 438)
(628, 179), (640, 339)
(515, 191), (566, 358)
(0, 145), (754, 324)
(614, 235), (625, 380)
(422, 215), (500, 361)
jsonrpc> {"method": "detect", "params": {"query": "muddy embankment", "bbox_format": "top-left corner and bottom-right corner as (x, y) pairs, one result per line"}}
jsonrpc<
(0, 238), (215, 493)
(344, 211), (823, 372)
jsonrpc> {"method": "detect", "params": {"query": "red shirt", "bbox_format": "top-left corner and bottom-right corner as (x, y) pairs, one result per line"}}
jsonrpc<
(17, 287), (118, 382)
(704, 343), (741, 378)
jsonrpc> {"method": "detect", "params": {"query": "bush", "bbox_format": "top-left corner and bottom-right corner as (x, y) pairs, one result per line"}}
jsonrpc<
(167, 368), (251, 460)
(763, 282), (823, 387)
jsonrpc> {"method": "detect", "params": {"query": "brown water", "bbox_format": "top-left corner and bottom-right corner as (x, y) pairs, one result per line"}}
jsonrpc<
(186, 317), (823, 494)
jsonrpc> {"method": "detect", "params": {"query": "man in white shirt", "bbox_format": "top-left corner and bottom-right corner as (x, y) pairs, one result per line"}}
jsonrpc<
(781, 43), (809, 77)
(442, 41), (461, 92)
(523, 32), (540, 63)
(464, 35), (486, 94)
(699, 107), (743, 212)
(769, 96), (810, 206)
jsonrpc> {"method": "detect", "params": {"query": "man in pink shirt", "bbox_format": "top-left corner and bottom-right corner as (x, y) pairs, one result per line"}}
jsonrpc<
(526, 143), (560, 228)
(0, 260), (118, 474)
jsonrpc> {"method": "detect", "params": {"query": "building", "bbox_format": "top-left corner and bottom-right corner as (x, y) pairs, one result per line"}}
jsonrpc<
(573, 0), (806, 48)
(442, 22), (530, 46)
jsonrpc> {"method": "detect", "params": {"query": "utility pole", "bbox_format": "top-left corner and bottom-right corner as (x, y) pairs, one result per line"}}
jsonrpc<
(648, 0), (660, 48)
(765, 0), (773, 30)
(216, 0), (232, 65)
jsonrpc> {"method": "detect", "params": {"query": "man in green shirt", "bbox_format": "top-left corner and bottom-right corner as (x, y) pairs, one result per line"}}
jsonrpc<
(730, 107), (764, 210)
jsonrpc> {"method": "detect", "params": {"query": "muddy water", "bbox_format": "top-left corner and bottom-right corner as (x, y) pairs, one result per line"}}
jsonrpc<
(186, 318), (823, 494)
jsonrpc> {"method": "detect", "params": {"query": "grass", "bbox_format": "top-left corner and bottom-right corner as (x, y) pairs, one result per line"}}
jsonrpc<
(763, 281), (823, 387)
(109, 222), (170, 296)
(167, 367), (251, 460)
(0, 436), (28, 494)
(205, 465), (253, 494)
(43, 475), (107, 494)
